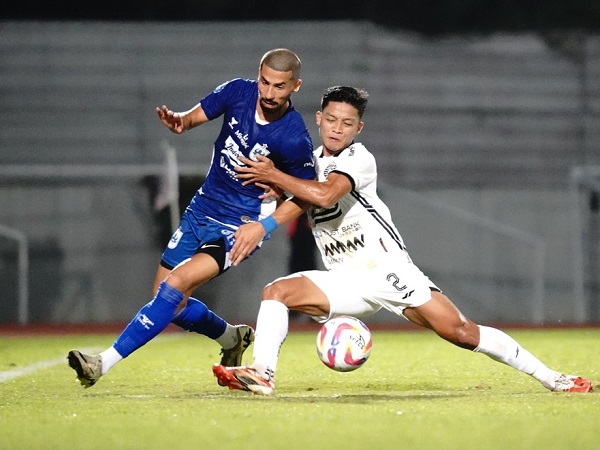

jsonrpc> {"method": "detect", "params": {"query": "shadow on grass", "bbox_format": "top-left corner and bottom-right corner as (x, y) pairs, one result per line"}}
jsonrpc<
(105, 390), (471, 403)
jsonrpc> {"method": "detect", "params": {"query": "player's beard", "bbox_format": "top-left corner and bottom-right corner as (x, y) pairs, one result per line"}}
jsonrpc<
(260, 97), (286, 115)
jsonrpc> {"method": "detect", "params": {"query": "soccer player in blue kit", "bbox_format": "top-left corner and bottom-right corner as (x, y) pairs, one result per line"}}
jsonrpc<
(67, 48), (315, 388)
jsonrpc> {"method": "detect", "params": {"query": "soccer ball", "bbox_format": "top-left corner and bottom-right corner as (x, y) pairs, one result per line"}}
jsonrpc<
(316, 316), (372, 372)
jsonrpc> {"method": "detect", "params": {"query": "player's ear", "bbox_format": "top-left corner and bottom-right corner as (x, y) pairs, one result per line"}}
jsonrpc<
(293, 79), (302, 92)
(357, 121), (364, 134)
(316, 111), (322, 126)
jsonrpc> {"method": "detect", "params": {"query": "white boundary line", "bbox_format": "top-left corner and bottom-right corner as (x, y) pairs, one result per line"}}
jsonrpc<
(0, 347), (99, 383)
(0, 334), (187, 383)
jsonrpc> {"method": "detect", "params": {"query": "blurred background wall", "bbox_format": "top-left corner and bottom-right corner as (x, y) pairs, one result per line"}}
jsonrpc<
(0, 3), (599, 326)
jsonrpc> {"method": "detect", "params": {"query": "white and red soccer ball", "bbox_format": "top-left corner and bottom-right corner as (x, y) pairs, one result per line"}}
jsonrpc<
(316, 316), (372, 372)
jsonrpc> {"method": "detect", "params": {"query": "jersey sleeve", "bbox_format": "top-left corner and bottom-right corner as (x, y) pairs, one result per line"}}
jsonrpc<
(280, 135), (315, 181)
(199, 78), (249, 121)
(330, 144), (376, 190)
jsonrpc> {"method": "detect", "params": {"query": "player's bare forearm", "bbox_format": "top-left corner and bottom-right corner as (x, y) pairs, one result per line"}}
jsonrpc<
(272, 197), (307, 225)
(237, 155), (346, 208)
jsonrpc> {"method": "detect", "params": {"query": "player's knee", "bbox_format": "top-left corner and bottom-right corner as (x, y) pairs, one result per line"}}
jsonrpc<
(262, 281), (289, 304)
(164, 273), (187, 293)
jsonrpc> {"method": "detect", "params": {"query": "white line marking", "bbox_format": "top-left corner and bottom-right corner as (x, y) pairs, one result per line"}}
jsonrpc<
(0, 334), (186, 383)
(1, 357), (67, 382)
(0, 347), (99, 383)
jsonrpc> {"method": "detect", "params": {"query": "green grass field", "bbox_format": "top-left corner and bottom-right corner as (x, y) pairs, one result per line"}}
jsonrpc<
(0, 328), (598, 449)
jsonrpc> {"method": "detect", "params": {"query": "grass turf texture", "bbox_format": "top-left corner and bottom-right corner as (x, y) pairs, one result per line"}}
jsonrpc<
(1, 329), (598, 449)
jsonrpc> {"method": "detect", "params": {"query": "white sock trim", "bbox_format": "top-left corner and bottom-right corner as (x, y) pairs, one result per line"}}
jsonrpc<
(99, 346), (123, 375)
(215, 323), (239, 350)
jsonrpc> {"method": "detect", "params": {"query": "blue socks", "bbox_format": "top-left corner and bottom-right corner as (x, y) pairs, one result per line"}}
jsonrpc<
(113, 281), (183, 358)
(112, 282), (228, 359)
(171, 297), (227, 339)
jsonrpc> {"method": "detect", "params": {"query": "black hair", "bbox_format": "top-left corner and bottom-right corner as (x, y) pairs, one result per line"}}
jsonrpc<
(321, 86), (369, 118)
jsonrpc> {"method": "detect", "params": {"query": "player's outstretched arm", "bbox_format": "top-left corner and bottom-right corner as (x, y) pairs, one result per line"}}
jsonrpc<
(236, 155), (351, 208)
(155, 103), (210, 134)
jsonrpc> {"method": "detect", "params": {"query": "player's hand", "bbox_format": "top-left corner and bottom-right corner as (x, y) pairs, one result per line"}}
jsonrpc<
(231, 222), (266, 266)
(256, 182), (285, 201)
(156, 105), (185, 134)
(236, 155), (277, 185)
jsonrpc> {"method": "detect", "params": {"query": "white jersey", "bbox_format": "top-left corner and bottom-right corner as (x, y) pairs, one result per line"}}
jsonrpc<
(308, 143), (412, 270)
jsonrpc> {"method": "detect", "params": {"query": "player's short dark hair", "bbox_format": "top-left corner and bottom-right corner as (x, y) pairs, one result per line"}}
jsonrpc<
(260, 48), (302, 80)
(321, 86), (369, 118)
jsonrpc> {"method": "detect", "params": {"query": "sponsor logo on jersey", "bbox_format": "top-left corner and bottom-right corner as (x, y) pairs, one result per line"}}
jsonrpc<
(220, 135), (244, 181)
(234, 129), (249, 149)
(218, 135), (271, 182)
(323, 234), (366, 257)
(228, 116), (239, 129)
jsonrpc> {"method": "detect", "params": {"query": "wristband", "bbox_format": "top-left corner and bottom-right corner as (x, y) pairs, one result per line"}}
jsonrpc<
(259, 216), (279, 234)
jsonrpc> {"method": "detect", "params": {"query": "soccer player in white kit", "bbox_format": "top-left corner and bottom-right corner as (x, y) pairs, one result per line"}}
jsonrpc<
(212, 86), (593, 396)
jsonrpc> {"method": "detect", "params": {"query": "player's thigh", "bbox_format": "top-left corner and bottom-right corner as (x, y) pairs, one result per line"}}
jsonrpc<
(296, 270), (383, 322)
(164, 253), (220, 294)
(264, 273), (330, 317)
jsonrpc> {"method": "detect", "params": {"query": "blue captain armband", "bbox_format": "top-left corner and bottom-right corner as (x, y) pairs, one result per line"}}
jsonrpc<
(259, 216), (279, 234)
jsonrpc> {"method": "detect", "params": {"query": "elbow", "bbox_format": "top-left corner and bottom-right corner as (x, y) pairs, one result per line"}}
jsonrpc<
(313, 194), (338, 209)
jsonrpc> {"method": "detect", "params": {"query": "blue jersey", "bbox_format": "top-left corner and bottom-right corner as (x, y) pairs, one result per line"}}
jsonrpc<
(189, 78), (314, 225)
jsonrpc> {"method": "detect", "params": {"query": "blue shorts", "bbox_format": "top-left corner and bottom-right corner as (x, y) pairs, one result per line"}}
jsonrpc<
(161, 209), (258, 273)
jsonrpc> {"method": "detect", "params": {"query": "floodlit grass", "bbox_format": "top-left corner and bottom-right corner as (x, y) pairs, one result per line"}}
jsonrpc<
(0, 329), (598, 449)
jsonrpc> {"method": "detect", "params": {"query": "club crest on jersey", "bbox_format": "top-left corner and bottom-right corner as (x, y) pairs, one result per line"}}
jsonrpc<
(249, 143), (270, 161)
(323, 162), (337, 177)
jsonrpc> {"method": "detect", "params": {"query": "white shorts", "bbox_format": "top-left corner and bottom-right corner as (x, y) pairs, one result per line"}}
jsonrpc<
(296, 261), (440, 323)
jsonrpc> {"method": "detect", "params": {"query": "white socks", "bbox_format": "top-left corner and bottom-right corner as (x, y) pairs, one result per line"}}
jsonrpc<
(215, 323), (241, 350)
(474, 325), (556, 389)
(99, 346), (123, 375)
(99, 323), (241, 377)
(251, 300), (289, 380)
